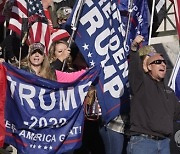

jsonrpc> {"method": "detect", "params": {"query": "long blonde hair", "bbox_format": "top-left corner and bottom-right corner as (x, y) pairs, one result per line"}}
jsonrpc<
(21, 52), (55, 80)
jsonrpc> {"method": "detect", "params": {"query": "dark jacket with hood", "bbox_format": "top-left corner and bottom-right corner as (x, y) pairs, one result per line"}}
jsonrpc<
(128, 50), (180, 137)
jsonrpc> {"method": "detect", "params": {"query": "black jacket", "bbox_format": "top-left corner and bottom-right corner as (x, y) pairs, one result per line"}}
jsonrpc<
(50, 59), (76, 72)
(51, 59), (64, 71)
(128, 50), (180, 137)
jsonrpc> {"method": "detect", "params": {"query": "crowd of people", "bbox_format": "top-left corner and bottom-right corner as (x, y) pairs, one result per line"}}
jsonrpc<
(0, 0), (180, 154)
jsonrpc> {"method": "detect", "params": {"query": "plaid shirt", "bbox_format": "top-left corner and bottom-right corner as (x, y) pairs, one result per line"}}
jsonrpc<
(107, 115), (129, 134)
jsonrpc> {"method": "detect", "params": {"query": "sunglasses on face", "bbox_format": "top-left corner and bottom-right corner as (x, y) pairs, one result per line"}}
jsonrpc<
(149, 59), (166, 65)
(30, 50), (44, 56)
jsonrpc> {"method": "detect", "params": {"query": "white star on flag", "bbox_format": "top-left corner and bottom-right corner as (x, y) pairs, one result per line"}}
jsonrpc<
(88, 52), (92, 58)
(82, 43), (89, 50)
(44, 146), (48, 150)
(38, 145), (42, 149)
(90, 60), (95, 67)
(49, 146), (53, 150)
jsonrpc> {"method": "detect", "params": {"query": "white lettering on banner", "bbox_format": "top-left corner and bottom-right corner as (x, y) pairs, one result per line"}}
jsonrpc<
(82, 0), (125, 37)
(102, 2), (111, 19)
(80, 7), (103, 36)
(59, 87), (77, 110)
(99, 0), (125, 37)
(18, 126), (82, 142)
(59, 126), (82, 142)
(69, 126), (81, 135)
(95, 28), (110, 56)
(28, 116), (67, 129)
(94, 27), (128, 98)
(19, 83), (36, 109)
(113, 49), (128, 78)
(5, 120), (17, 133)
(104, 76), (124, 97)
(79, 0), (128, 98)
(7, 76), (17, 98)
(122, 4), (145, 52)
(39, 89), (56, 110)
(19, 126), (81, 143)
(133, 5), (143, 25)
(109, 29), (120, 50)
(19, 130), (56, 143)
(59, 134), (65, 142)
(7, 76), (91, 111)
(49, 117), (67, 128)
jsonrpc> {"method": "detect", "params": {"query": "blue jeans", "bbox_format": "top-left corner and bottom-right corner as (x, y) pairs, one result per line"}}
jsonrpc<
(99, 126), (124, 154)
(127, 136), (170, 154)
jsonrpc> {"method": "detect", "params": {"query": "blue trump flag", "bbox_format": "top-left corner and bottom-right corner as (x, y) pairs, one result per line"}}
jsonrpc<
(119, 0), (149, 53)
(66, 0), (130, 123)
(3, 62), (100, 154)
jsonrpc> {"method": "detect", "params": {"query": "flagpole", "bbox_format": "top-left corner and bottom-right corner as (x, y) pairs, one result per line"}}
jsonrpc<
(124, 0), (134, 46)
(18, 47), (22, 68)
(3, 21), (6, 39)
(148, 0), (156, 45)
(18, 18), (29, 68)
(61, 0), (85, 71)
(168, 49), (180, 89)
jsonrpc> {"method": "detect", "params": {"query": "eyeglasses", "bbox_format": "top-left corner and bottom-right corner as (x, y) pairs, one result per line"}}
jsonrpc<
(149, 59), (166, 65)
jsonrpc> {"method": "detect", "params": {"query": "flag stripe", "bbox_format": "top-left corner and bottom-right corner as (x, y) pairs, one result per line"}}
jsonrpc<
(8, 20), (21, 35)
(51, 29), (70, 42)
(8, 0), (27, 35)
(8, 0), (70, 54)
(35, 22), (42, 43)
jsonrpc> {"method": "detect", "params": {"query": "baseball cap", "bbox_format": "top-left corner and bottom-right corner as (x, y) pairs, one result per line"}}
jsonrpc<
(138, 45), (156, 57)
(29, 42), (45, 55)
(56, 7), (72, 20)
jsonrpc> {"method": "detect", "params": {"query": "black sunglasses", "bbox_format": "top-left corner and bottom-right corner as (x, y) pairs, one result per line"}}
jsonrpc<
(30, 50), (44, 56)
(149, 59), (166, 65)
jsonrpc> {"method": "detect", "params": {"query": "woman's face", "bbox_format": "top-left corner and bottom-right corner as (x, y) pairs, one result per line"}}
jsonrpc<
(54, 43), (69, 61)
(29, 50), (44, 66)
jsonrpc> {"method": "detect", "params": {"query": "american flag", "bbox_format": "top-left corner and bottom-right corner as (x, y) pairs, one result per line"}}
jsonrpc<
(27, 0), (45, 18)
(8, 0), (70, 54)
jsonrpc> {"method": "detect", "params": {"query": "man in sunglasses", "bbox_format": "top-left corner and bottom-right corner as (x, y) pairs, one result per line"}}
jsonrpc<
(127, 35), (180, 154)
(146, 53), (167, 82)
